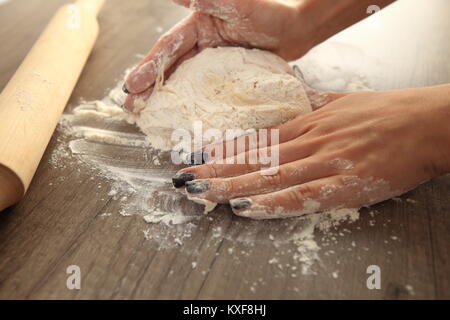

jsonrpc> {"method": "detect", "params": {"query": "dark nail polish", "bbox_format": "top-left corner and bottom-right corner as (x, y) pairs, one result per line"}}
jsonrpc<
(121, 104), (133, 114)
(230, 198), (252, 210)
(172, 172), (196, 188)
(122, 83), (131, 94)
(186, 151), (209, 166)
(185, 181), (210, 194)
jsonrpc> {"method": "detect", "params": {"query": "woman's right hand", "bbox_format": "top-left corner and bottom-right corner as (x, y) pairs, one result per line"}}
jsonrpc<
(122, 0), (312, 113)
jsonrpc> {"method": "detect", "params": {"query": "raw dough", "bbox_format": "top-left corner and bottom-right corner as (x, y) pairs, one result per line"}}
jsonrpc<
(136, 47), (312, 151)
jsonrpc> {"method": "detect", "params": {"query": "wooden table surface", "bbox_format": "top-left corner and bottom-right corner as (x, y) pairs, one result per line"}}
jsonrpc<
(0, 0), (449, 300)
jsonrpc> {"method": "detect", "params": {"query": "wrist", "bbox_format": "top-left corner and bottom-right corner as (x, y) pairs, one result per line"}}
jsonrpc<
(296, 0), (350, 48)
(434, 85), (450, 174)
(421, 84), (450, 175)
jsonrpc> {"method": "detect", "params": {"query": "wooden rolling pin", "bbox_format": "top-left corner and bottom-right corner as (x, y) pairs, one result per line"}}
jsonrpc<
(0, 0), (105, 211)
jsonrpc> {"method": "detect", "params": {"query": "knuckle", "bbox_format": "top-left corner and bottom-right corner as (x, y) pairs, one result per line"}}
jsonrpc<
(159, 33), (172, 44)
(297, 184), (316, 198)
(286, 189), (303, 205)
(206, 164), (221, 178)
(227, 178), (239, 195)
(261, 170), (282, 187)
(288, 184), (315, 204)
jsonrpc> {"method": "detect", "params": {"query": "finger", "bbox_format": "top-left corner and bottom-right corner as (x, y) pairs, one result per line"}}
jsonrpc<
(123, 88), (153, 114)
(186, 108), (336, 167)
(124, 14), (199, 94)
(229, 176), (346, 219)
(123, 48), (199, 113)
(172, 163), (263, 188)
(185, 116), (314, 165)
(182, 158), (337, 203)
(189, 94), (341, 162)
(174, 137), (321, 189)
(162, 46), (200, 79)
(184, 128), (315, 168)
(200, 128), (287, 162)
(228, 174), (382, 219)
(209, 137), (315, 171)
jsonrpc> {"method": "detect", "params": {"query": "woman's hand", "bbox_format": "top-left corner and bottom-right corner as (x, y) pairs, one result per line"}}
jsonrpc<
(123, 0), (310, 112)
(123, 0), (396, 112)
(172, 85), (450, 219)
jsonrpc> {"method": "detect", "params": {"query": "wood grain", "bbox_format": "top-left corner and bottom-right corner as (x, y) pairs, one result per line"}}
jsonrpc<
(0, 0), (448, 300)
(0, 0), (104, 211)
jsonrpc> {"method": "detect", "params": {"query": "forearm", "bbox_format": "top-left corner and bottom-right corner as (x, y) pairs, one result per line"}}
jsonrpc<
(296, 0), (395, 47)
(425, 84), (450, 175)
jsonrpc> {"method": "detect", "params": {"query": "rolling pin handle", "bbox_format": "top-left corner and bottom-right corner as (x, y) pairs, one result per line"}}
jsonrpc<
(0, 0), (105, 212)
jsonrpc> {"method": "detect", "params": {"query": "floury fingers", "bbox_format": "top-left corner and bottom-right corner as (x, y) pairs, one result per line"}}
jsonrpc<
(171, 120), (281, 174)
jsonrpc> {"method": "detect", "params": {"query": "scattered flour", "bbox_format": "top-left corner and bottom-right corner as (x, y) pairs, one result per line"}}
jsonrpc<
(188, 197), (218, 215)
(144, 210), (192, 226)
(295, 41), (373, 92)
(405, 284), (415, 296)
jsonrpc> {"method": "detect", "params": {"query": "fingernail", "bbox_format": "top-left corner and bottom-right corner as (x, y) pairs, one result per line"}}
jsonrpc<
(230, 198), (252, 210)
(186, 151), (209, 166)
(122, 83), (130, 94)
(172, 172), (196, 188)
(185, 181), (210, 194)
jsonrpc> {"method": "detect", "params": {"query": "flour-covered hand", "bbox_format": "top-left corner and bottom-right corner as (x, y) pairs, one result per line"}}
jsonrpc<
(122, 0), (397, 112)
(122, 0), (311, 112)
(172, 85), (450, 219)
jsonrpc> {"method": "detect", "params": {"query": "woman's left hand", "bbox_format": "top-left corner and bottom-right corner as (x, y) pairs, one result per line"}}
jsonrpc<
(172, 85), (450, 219)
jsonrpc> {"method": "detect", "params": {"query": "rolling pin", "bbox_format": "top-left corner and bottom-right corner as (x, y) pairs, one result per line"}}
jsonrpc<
(0, 0), (105, 211)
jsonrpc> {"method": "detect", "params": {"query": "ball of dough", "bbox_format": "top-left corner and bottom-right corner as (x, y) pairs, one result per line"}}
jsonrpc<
(136, 47), (312, 151)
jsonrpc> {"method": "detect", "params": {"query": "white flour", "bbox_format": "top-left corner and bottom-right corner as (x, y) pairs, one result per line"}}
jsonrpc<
(51, 41), (383, 277)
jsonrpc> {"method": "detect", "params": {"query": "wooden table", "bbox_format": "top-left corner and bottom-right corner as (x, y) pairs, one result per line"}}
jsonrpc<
(0, 0), (449, 300)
